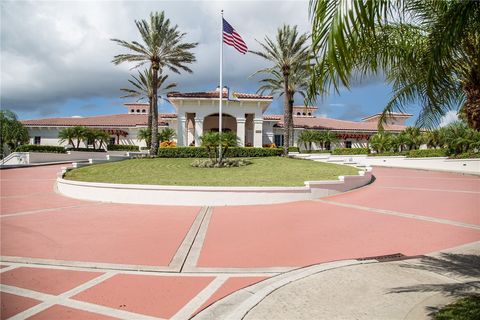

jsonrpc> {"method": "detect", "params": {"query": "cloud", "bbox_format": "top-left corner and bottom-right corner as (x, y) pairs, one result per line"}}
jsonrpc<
(439, 110), (459, 127)
(1, 0), (310, 117)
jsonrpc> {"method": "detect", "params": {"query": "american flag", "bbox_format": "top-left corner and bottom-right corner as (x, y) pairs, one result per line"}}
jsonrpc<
(223, 18), (248, 54)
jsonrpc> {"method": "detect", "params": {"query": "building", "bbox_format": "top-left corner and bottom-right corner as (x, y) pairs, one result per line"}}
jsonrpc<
(22, 87), (411, 150)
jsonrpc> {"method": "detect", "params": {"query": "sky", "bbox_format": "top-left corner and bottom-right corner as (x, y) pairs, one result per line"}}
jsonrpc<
(0, 0), (456, 126)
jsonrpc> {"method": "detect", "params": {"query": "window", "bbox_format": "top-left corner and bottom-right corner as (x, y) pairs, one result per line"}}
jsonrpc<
(136, 109), (140, 113)
(109, 137), (116, 145)
(274, 134), (284, 147)
(297, 112), (301, 116)
(130, 109), (134, 113)
(34, 136), (41, 145)
(302, 112), (306, 116)
(307, 112), (311, 116)
(345, 141), (352, 148)
(142, 109), (146, 113)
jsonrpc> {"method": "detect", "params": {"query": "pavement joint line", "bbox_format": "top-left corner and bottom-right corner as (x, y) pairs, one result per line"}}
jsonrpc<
(0, 259), (284, 276)
(379, 186), (479, 194)
(0, 265), (18, 273)
(170, 206), (209, 271)
(171, 275), (229, 320)
(315, 199), (480, 230)
(0, 202), (105, 219)
(182, 207), (214, 273)
(1, 192), (57, 199)
(2, 272), (162, 320)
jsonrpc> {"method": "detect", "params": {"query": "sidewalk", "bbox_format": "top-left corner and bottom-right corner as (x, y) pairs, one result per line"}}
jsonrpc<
(193, 242), (480, 320)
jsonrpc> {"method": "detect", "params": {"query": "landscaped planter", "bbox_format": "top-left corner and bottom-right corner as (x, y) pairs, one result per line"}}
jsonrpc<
(56, 169), (373, 206)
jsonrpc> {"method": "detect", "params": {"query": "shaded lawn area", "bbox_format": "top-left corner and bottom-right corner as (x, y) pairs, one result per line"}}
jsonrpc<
(64, 157), (360, 186)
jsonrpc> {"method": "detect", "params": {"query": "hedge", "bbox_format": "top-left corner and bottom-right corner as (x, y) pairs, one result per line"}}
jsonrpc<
(368, 151), (408, 157)
(15, 145), (66, 153)
(407, 149), (447, 158)
(332, 148), (370, 155)
(157, 147), (284, 158)
(448, 152), (480, 159)
(67, 148), (106, 152)
(288, 146), (300, 152)
(107, 144), (140, 151)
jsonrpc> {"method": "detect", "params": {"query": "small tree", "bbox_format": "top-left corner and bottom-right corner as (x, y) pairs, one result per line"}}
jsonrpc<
(58, 127), (76, 147)
(0, 109), (29, 157)
(158, 128), (176, 142)
(370, 132), (393, 153)
(201, 132), (239, 163)
(297, 130), (317, 152)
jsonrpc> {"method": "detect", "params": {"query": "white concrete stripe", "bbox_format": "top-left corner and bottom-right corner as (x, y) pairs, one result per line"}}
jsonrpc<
(0, 265), (17, 273)
(182, 207), (213, 272)
(0, 255), (175, 272)
(379, 186), (479, 194)
(1, 273), (162, 320)
(169, 206), (209, 270)
(317, 199), (480, 230)
(1, 203), (104, 219)
(171, 275), (229, 320)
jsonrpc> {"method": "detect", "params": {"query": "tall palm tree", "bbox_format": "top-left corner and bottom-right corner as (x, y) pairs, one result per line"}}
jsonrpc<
(251, 25), (310, 156)
(120, 68), (176, 149)
(309, 0), (480, 130)
(112, 11), (197, 155)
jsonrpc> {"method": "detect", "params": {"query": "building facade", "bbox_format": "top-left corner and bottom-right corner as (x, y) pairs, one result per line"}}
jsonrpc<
(22, 87), (411, 150)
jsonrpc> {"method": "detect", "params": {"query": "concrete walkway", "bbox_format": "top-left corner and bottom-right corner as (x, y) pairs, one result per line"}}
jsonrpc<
(193, 242), (480, 320)
(1, 165), (479, 319)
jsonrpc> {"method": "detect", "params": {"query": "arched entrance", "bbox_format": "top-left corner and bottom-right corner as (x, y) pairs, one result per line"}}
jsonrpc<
(203, 113), (237, 133)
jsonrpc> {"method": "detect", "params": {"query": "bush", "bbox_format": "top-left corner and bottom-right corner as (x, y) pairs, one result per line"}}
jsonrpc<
(332, 148), (369, 155)
(448, 152), (480, 159)
(67, 147), (106, 152)
(107, 144), (139, 151)
(157, 147), (283, 158)
(407, 149), (447, 158)
(15, 145), (66, 153)
(191, 158), (252, 168)
(432, 295), (480, 320)
(288, 146), (300, 152)
(368, 151), (408, 157)
(263, 143), (277, 148)
(159, 141), (176, 148)
(301, 150), (331, 154)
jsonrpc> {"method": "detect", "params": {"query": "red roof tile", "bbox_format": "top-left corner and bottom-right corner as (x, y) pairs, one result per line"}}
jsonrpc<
(274, 115), (407, 132)
(22, 114), (176, 127)
(233, 92), (273, 100)
(167, 91), (228, 99)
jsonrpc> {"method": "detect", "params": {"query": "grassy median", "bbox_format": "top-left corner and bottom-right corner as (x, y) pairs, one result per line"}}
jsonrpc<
(64, 157), (360, 187)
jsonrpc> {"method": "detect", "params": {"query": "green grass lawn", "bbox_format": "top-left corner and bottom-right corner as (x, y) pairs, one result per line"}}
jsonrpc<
(64, 157), (360, 187)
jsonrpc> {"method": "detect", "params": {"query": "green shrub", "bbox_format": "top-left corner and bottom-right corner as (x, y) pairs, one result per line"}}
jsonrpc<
(191, 158), (252, 168)
(433, 295), (480, 320)
(288, 146), (300, 152)
(407, 149), (447, 158)
(15, 145), (66, 153)
(67, 147), (106, 152)
(332, 148), (369, 155)
(157, 147), (283, 158)
(368, 151), (408, 157)
(448, 152), (480, 159)
(107, 144), (140, 151)
(301, 150), (331, 154)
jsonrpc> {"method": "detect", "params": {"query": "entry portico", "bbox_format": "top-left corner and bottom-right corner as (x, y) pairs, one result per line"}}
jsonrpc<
(167, 88), (273, 147)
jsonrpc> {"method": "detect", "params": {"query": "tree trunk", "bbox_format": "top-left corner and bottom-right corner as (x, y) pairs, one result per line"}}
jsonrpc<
(288, 96), (294, 147)
(283, 72), (290, 156)
(462, 77), (480, 131)
(150, 64), (159, 156)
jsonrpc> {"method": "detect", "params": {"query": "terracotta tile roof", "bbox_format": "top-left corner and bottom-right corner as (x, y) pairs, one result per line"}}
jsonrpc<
(233, 92), (273, 100)
(167, 91), (228, 99)
(273, 115), (407, 132)
(263, 115), (282, 120)
(362, 112), (413, 121)
(167, 91), (272, 100)
(22, 114), (176, 127)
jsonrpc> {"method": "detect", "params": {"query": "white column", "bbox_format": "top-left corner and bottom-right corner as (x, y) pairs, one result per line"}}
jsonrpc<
(194, 117), (203, 147)
(253, 118), (263, 147)
(236, 117), (246, 147)
(177, 116), (187, 146)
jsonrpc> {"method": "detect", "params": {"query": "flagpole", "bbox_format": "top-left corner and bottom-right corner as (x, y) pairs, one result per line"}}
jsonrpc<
(218, 9), (224, 162)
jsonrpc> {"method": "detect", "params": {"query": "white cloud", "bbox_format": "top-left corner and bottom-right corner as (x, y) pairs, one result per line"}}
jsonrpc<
(439, 110), (459, 127)
(1, 0), (311, 116)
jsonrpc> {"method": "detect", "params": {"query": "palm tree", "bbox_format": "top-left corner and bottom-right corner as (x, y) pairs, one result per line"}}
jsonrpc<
(58, 127), (76, 147)
(137, 128), (152, 147)
(1, 109), (29, 156)
(297, 130), (317, 152)
(201, 132), (239, 163)
(423, 129), (444, 149)
(94, 130), (110, 150)
(120, 68), (176, 146)
(401, 127), (423, 151)
(112, 11), (197, 155)
(369, 132), (393, 154)
(309, 1), (480, 130)
(321, 131), (339, 150)
(158, 128), (176, 142)
(70, 126), (86, 149)
(251, 25), (310, 156)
